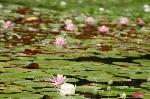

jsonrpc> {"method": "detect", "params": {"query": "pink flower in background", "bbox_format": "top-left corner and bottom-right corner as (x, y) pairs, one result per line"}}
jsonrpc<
(64, 19), (75, 31)
(65, 23), (75, 31)
(98, 25), (109, 33)
(3, 21), (13, 29)
(84, 17), (96, 25)
(54, 36), (66, 48)
(50, 74), (66, 85)
(136, 18), (145, 25)
(132, 92), (144, 98)
(119, 17), (129, 25)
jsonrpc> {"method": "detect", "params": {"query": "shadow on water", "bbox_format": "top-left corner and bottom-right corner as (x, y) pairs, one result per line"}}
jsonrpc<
(69, 54), (150, 64)
(76, 92), (137, 99)
(76, 91), (102, 99)
(66, 76), (147, 87)
(66, 75), (146, 99)
(101, 79), (147, 87)
(42, 54), (150, 65)
(67, 75), (92, 86)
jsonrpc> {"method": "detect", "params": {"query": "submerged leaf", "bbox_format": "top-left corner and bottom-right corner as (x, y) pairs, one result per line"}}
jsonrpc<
(25, 63), (39, 69)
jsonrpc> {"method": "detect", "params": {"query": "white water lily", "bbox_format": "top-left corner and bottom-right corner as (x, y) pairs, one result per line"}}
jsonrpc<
(58, 83), (76, 95)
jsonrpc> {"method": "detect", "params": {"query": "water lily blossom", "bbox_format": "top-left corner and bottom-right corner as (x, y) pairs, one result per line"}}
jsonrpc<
(49, 74), (76, 95)
(136, 18), (145, 25)
(59, 83), (76, 95)
(119, 17), (129, 26)
(84, 17), (96, 25)
(65, 23), (75, 31)
(64, 19), (75, 31)
(50, 74), (66, 85)
(132, 92), (144, 98)
(3, 21), (13, 29)
(98, 25), (109, 33)
(54, 36), (66, 48)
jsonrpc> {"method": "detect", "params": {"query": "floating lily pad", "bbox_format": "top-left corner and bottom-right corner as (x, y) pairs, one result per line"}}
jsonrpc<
(13, 80), (51, 88)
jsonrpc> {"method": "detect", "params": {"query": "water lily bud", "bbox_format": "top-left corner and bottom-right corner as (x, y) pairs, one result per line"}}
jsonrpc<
(64, 19), (72, 25)
(50, 74), (66, 85)
(92, 88), (99, 96)
(147, 77), (150, 81)
(136, 18), (145, 25)
(65, 23), (75, 31)
(120, 93), (126, 99)
(59, 83), (76, 95)
(84, 17), (96, 25)
(106, 86), (111, 91)
(119, 17), (129, 26)
(108, 80), (113, 85)
(3, 21), (13, 29)
(98, 25), (109, 33)
(0, 20), (5, 24)
(54, 36), (66, 48)
(99, 7), (105, 12)
(64, 19), (75, 31)
(24, 16), (40, 22)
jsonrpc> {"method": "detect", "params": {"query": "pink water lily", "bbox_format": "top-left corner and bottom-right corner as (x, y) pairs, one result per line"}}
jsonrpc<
(132, 92), (144, 98)
(50, 74), (66, 85)
(64, 19), (75, 31)
(119, 17), (129, 26)
(136, 18), (145, 25)
(84, 17), (96, 25)
(54, 36), (66, 48)
(65, 23), (75, 31)
(98, 25), (109, 33)
(3, 21), (13, 29)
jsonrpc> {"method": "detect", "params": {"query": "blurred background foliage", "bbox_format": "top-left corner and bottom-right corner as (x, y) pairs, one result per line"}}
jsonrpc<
(0, 0), (150, 21)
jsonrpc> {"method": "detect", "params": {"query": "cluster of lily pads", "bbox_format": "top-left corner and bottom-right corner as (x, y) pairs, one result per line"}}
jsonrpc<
(46, 73), (146, 98)
(0, 2), (150, 99)
(0, 15), (146, 48)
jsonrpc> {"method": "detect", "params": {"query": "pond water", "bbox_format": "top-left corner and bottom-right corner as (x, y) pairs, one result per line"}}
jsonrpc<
(0, 2), (150, 99)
